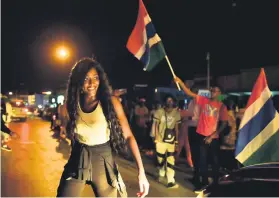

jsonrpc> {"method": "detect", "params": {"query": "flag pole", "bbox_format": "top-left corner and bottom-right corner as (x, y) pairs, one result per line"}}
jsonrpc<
(165, 55), (181, 90)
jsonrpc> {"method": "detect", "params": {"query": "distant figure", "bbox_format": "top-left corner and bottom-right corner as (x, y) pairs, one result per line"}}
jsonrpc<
(175, 90), (200, 170)
(183, 87), (201, 185)
(153, 94), (181, 188)
(220, 100), (238, 171)
(56, 58), (149, 197)
(58, 100), (68, 139)
(129, 100), (137, 124)
(1, 100), (18, 151)
(134, 98), (149, 149)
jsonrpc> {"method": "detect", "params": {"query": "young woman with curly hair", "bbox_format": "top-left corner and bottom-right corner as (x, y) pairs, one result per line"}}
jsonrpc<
(56, 57), (149, 197)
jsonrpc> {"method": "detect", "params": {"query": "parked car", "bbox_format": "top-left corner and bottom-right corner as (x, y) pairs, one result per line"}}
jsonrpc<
(10, 101), (28, 122)
(196, 163), (279, 197)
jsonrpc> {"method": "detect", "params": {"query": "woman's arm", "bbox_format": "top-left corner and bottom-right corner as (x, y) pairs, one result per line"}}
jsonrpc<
(111, 96), (149, 197)
(111, 96), (145, 174)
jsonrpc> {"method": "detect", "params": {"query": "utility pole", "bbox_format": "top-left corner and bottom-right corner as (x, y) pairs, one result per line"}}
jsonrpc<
(206, 52), (210, 89)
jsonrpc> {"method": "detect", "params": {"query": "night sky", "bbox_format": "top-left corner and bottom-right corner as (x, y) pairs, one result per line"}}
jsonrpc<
(2, 0), (279, 93)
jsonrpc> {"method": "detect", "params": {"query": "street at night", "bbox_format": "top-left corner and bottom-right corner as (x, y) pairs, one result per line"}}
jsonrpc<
(2, 0), (279, 197)
(1, 118), (195, 197)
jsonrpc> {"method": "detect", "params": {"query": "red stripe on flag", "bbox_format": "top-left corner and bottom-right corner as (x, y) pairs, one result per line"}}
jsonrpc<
(126, 0), (149, 55)
(246, 68), (268, 108)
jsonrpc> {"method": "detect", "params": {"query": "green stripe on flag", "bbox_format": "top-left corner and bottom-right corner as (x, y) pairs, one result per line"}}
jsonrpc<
(145, 41), (166, 71)
(243, 130), (279, 166)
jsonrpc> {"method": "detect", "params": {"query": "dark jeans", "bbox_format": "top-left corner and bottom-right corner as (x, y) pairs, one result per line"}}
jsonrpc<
(57, 174), (117, 197)
(196, 133), (220, 185)
(188, 127), (199, 181)
(57, 142), (118, 197)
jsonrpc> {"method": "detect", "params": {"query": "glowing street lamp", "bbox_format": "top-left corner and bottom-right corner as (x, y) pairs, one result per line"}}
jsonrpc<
(8, 92), (13, 95)
(55, 46), (69, 60)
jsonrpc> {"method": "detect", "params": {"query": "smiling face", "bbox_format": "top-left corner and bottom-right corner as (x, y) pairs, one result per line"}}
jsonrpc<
(82, 68), (100, 98)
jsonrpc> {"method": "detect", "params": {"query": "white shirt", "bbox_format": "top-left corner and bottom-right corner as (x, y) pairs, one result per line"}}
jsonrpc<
(75, 102), (110, 146)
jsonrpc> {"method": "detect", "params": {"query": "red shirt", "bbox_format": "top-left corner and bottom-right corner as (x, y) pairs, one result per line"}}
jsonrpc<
(196, 96), (228, 137)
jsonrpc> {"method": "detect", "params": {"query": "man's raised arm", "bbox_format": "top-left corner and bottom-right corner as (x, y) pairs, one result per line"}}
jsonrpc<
(174, 76), (197, 98)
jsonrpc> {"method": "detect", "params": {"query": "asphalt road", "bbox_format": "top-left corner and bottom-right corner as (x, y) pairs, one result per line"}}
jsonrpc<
(1, 118), (195, 197)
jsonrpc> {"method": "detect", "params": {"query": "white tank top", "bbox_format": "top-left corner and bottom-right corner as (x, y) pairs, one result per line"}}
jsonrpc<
(75, 102), (110, 146)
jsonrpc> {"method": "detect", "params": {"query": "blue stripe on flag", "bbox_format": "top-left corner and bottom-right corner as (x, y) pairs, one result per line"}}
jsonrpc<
(235, 97), (277, 156)
(146, 22), (156, 39)
(140, 44), (150, 67)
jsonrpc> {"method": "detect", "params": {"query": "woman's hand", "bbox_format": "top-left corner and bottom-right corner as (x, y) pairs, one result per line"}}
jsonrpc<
(137, 171), (149, 198)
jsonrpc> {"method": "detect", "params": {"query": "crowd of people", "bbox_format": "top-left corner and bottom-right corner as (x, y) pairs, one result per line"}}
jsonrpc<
(4, 57), (276, 197)
(113, 77), (248, 192)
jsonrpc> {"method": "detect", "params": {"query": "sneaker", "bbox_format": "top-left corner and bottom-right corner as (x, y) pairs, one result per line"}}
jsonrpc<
(167, 182), (179, 188)
(1, 145), (12, 152)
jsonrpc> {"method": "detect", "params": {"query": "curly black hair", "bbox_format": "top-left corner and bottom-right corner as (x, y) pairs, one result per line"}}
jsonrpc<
(65, 57), (127, 153)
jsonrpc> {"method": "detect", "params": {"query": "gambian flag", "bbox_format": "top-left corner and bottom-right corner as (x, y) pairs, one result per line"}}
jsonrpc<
(126, 0), (166, 71)
(235, 68), (279, 166)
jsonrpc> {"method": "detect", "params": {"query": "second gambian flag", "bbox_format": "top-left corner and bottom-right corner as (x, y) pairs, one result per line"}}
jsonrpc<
(235, 69), (279, 166)
(126, 0), (166, 71)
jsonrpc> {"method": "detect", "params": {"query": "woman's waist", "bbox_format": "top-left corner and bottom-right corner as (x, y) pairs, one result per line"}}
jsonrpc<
(65, 140), (115, 181)
(74, 129), (110, 145)
(75, 123), (110, 134)
(73, 140), (112, 155)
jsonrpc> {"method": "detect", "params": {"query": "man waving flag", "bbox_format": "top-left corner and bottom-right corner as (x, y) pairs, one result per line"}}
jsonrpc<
(235, 68), (279, 166)
(126, 0), (166, 71)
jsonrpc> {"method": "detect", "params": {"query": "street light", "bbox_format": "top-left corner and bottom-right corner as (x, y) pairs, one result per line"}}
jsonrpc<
(8, 92), (13, 95)
(55, 46), (69, 60)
